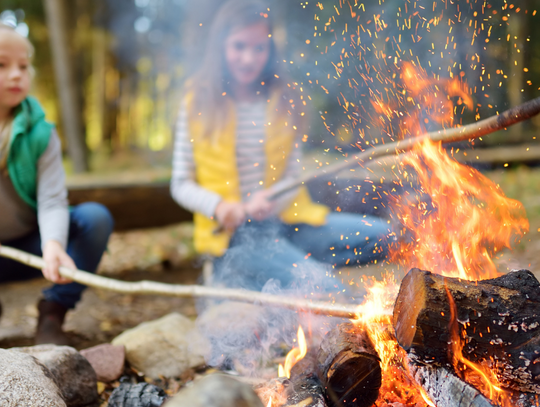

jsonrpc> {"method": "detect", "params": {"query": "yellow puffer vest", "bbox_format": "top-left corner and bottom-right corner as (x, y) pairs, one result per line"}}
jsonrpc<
(186, 91), (329, 256)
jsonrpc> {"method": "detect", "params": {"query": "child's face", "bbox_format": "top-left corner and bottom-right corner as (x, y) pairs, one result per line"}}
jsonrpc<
(224, 21), (271, 87)
(0, 31), (31, 112)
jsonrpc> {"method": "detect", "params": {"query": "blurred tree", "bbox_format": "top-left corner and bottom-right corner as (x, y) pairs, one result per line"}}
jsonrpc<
(43, 0), (88, 172)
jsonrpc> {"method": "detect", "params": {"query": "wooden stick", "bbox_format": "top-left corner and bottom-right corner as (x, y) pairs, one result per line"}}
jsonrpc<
(272, 96), (540, 199)
(0, 245), (366, 319)
(214, 97), (540, 233)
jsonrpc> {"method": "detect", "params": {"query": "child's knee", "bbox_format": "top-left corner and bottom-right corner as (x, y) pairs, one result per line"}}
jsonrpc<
(72, 202), (114, 239)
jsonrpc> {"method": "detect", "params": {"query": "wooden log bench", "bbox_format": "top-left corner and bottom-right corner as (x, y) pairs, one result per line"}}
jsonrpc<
(67, 181), (192, 231)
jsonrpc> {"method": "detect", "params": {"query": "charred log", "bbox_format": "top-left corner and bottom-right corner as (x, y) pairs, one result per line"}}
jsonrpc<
(286, 359), (326, 407)
(393, 268), (540, 394)
(255, 354), (326, 407)
(317, 323), (381, 407)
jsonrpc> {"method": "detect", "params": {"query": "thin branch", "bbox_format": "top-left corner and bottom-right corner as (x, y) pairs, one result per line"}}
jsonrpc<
(0, 245), (365, 319)
(272, 96), (540, 199)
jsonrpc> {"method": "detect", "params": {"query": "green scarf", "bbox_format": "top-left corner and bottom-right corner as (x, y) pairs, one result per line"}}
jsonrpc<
(7, 96), (55, 210)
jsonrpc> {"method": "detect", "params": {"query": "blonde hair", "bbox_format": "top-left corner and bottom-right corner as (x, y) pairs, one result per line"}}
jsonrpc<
(184, 0), (294, 142)
(0, 23), (34, 172)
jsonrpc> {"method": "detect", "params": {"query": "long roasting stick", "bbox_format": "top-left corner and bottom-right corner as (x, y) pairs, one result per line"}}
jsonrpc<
(212, 97), (540, 234)
(272, 96), (540, 199)
(0, 245), (364, 319)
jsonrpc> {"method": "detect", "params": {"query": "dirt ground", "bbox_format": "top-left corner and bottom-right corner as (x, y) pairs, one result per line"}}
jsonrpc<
(1, 166), (540, 350)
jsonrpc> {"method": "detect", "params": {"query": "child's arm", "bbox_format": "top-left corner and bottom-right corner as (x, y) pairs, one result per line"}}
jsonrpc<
(170, 105), (236, 222)
(36, 129), (74, 283)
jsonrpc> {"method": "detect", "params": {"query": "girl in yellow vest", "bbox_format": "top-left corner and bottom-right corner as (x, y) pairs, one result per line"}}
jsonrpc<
(0, 24), (113, 344)
(171, 0), (390, 291)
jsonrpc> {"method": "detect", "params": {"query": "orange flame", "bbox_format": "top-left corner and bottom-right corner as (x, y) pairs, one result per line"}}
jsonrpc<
(355, 276), (433, 406)
(371, 62), (473, 140)
(356, 62), (528, 405)
(390, 138), (529, 280)
(385, 61), (528, 280)
(278, 325), (307, 379)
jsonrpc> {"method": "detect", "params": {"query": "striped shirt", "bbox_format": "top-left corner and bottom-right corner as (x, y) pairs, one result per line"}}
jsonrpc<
(171, 100), (302, 218)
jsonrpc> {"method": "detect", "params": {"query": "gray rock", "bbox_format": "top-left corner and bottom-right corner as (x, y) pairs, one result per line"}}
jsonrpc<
(0, 348), (66, 407)
(164, 374), (264, 407)
(81, 343), (125, 383)
(112, 313), (208, 379)
(16, 345), (98, 407)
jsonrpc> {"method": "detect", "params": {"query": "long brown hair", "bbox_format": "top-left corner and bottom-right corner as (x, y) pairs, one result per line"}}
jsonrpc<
(185, 0), (291, 141)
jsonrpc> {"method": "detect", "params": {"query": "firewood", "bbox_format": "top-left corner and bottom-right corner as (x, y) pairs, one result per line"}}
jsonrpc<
(407, 362), (496, 407)
(317, 323), (381, 407)
(393, 268), (540, 394)
(285, 352), (326, 407)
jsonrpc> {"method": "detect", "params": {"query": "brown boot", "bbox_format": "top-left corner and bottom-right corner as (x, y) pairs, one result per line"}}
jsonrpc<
(35, 299), (70, 346)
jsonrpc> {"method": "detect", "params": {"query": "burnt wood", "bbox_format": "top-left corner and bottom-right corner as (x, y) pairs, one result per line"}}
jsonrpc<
(317, 323), (382, 407)
(408, 362), (496, 407)
(286, 352), (326, 407)
(393, 268), (540, 394)
(68, 182), (192, 231)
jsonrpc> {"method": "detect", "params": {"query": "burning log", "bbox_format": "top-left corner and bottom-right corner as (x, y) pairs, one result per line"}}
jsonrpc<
(317, 323), (382, 407)
(286, 353), (326, 407)
(407, 363), (496, 407)
(393, 268), (540, 394)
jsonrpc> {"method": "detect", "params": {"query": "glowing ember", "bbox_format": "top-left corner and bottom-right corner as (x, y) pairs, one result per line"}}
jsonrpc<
(255, 380), (287, 407)
(420, 388), (436, 407)
(278, 326), (308, 379)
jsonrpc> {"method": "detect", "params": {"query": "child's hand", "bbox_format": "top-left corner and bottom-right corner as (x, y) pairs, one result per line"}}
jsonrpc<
(215, 201), (246, 232)
(42, 240), (75, 284)
(244, 189), (275, 221)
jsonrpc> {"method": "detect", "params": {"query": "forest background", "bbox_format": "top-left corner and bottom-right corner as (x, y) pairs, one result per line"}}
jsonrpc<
(0, 0), (537, 176)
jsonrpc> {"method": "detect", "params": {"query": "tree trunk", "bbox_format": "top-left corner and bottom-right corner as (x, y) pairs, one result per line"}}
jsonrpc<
(507, 2), (527, 141)
(393, 268), (540, 394)
(43, 0), (89, 172)
(317, 323), (381, 407)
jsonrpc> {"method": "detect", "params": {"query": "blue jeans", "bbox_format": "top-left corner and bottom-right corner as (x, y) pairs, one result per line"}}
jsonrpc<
(0, 202), (114, 309)
(213, 212), (390, 291)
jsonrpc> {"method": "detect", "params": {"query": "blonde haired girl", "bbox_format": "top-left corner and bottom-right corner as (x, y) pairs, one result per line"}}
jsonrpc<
(0, 24), (113, 345)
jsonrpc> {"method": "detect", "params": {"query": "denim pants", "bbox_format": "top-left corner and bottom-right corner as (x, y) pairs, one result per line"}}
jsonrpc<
(213, 212), (391, 291)
(0, 202), (114, 309)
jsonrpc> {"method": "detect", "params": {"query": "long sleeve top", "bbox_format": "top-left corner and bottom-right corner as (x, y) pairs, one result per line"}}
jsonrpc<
(0, 128), (69, 249)
(171, 100), (302, 218)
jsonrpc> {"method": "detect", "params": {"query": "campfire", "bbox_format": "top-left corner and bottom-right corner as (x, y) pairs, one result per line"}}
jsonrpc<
(1, 55), (538, 407)
(252, 58), (538, 407)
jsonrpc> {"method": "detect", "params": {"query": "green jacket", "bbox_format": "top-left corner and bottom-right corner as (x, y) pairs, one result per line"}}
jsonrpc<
(7, 96), (55, 210)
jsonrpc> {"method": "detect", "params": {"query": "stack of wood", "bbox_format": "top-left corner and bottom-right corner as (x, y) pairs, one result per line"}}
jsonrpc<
(393, 268), (540, 407)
